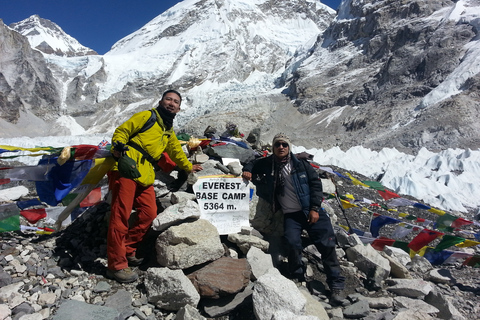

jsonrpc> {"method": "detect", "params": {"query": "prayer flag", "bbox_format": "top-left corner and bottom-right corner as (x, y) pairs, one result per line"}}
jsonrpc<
(370, 215), (401, 237)
(16, 198), (43, 210)
(408, 229), (444, 252)
(20, 208), (47, 224)
(414, 203), (431, 210)
(434, 235), (466, 252)
(387, 197), (415, 207)
(424, 250), (455, 265)
(391, 225), (414, 239)
(362, 180), (385, 191)
(456, 239), (480, 248)
(451, 218), (473, 228)
(371, 237), (396, 251)
(436, 213), (457, 228)
(346, 173), (369, 187)
(378, 189), (400, 201)
(428, 207), (446, 215)
(341, 199), (357, 209)
(0, 215), (20, 232)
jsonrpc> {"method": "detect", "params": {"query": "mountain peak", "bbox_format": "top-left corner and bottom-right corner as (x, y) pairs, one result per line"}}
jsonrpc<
(9, 15), (97, 57)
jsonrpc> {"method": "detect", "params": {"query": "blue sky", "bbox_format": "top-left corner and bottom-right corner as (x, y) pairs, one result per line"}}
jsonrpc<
(2, 0), (342, 55)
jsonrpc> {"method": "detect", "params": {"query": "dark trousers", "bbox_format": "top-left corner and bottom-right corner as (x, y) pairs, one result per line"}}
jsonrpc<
(283, 211), (345, 290)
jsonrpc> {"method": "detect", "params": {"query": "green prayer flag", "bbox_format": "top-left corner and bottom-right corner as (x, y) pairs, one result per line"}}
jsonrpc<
(434, 235), (466, 252)
(436, 213), (457, 228)
(392, 241), (410, 253)
(361, 180), (385, 191)
(0, 215), (20, 232)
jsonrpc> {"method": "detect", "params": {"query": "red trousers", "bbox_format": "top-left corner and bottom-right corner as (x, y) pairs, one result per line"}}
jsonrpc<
(107, 171), (157, 270)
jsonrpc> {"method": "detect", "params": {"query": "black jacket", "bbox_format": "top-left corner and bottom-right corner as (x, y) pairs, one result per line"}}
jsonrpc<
(243, 153), (323, 216)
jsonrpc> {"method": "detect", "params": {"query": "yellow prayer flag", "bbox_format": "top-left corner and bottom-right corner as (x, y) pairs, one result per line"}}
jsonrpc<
(81, 157), (116, 185)
(341, 199), (358, 209)
(346, 173), (369, 187)
(456, 240), (480, 248)
(346, 194), (355, 200)
(428, 207), (446, 216)
(398, 212), (408, 218)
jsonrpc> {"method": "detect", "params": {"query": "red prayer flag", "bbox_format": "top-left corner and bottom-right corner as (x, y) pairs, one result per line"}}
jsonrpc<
(371, 237), (396, 251)
(378, 189), (400, 201)
(408, 229), (444, 252)
(72, 145), (100, 160)
(20, 208), (47, 224)
(451, 218), (473, 228)
(0, 178), (10, 185)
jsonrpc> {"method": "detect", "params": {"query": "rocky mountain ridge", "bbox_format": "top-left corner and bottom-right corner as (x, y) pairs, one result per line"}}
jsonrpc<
(0, 0), (479, 155)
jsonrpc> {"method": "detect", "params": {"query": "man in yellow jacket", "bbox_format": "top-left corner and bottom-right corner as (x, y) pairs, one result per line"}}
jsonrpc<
(107, 89), (202, 283)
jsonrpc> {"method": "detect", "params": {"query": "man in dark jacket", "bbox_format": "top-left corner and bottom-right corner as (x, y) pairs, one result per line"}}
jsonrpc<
(242, 133), (345, 304)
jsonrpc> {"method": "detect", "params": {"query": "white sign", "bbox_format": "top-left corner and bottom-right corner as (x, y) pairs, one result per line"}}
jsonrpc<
(193, 177), (250, 235)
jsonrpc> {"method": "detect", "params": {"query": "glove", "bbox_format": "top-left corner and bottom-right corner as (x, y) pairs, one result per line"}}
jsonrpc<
(112, 141), (129, 159)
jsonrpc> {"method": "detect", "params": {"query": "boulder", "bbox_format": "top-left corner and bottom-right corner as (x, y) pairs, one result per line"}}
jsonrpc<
(156, 219), (224, 269)
(145, 267), (200, 311)
(187, 257), (250, 299)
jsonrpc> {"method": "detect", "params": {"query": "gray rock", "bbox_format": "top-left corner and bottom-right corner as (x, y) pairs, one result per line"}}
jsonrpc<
(246, 246), (274, 281)
(156, 219), (224, 269)
(104, 289), (134, 319)
(151, 200), (201, 232)
(227, 233), (269, 255)
(342, 300), (370, 319)
(386, 279), (433, 298)
(252, 268), (306, 320)
(393, 296), (439, 314)
(145, 267), (200, 311)
(424, 288), (466, 320)
(51, 300), (120, 320)
(203, 284), (254, 317)
(174, 304), (207, 320)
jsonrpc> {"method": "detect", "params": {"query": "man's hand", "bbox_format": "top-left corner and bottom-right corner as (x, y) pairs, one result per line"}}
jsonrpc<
(191, 164), (203, 172)
(308, 210), (319, 224)
(242, 171), (252, 181)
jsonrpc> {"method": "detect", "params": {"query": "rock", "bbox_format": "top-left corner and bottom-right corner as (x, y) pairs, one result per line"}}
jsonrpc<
(171, 192), (197, 205)
(145, 267), (200, 311)
(246, 246), (274, 281)
(155, 219), (224, 269)
(174, 304), (207, 320)
(393, 296), (439, 314)
(424, 288), (466, 320)
(427, 269), (452, 284)
(379, 251), (412, 279)
(227, 233), (269, 255)
(202, 283), (254, 317)
(391, 309), (434, 320)
(252, 268), (306, 320)
(151, 200), (201, 232)
(342, 300), (370, 319)
(407, 255), (433, 274)
(345, 244), (391, 286)
(383, 246), (412, 266)
(386, 279), (434, 298)
(186, 257), (251, 299)
(51, 299), (120, 320)
(298, 287), (329, 320)
(104, 289), (134, 319)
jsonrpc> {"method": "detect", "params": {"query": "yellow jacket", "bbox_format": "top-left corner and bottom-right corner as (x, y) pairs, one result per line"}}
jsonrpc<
(111, 108), (192, 186)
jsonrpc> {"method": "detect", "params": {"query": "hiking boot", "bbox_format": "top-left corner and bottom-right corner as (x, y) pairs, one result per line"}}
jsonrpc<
(106, 267), (138, 283)
(329, 289), (346, 306)
(127, 256), (144, 266)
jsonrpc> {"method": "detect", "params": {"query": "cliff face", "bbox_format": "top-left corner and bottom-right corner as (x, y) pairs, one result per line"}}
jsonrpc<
(0, 20), (61, 135)
(281, 0), (480, 152)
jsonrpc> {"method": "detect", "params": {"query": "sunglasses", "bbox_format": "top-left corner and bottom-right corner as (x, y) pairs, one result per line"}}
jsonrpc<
(274, 142), (289, 148)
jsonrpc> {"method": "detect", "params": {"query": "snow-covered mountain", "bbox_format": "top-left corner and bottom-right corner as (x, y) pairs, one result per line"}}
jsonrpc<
(9, 15), (97, 57)
(0, 0), (479, 155)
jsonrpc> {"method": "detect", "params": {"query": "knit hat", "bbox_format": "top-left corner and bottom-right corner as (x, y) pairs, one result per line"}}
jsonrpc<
(272, 133), (291, 149)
